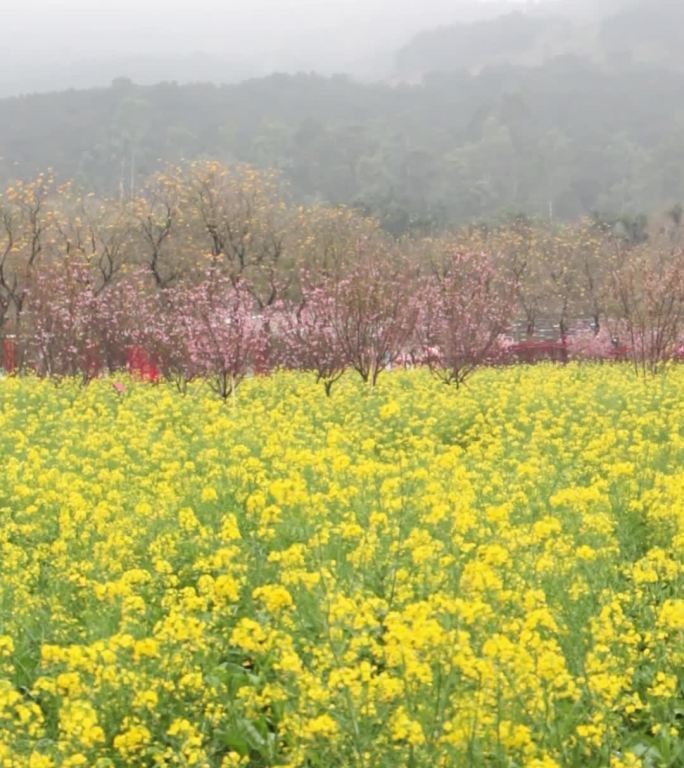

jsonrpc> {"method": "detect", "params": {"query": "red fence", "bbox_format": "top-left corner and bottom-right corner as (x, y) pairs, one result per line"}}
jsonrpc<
(505, 339), (637, 364)
(2, 339), (16, 374)
(506, 340), (569, 364)
(126, 347), (160, 382)
(1, 342), (159, 380)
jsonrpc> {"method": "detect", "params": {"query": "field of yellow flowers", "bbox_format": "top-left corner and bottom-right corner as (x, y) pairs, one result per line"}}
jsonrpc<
(1, 366), (684, 768)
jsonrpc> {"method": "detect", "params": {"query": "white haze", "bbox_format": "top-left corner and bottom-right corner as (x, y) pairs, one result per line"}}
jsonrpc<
(0, 0), (606, 97)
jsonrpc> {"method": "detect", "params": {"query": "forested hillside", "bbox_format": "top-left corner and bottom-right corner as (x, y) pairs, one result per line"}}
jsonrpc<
(1, 0), (683, 232)
(396, 0), (684, 77)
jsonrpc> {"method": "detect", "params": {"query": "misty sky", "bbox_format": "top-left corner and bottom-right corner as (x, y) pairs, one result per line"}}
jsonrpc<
(1, 0), (545, 95)
(4, 1), (522, 53)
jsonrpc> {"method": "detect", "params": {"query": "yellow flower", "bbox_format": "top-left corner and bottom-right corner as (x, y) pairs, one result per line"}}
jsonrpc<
(390, 706), (425, 746)
(252, 584), (294, 613)
(29, 754), (55, 768)
(201, 486), (218, 502)
(2, 366), (684, 763)
(113, 723), (151, 755)
(658, 599), (684, 632)
(302, 714), (338, 739)
(0, 636), (14, 658)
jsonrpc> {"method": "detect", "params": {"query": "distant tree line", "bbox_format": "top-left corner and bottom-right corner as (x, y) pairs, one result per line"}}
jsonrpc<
(2, 57), (684, 233)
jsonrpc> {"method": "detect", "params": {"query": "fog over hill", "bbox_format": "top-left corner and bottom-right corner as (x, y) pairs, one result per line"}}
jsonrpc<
(1, 0), (571, 96)
(395, 0), (684, 78)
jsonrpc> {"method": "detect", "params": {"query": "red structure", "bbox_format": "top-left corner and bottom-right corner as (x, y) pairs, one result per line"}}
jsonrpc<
(507, 339), (569, 364)
(126, 346), (159, 382)
(2, 339), (16, 374)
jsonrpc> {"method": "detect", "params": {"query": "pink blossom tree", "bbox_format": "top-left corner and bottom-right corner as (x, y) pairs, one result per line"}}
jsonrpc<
(24, 258), (100, 380)
(328, 256), (419, 387)
(275, 274), (349, 395)
(24, 262), (157, 381)
(168, 273), (267, 400)
(418, 250), (515, 387)
(91, 268), (160, 374)
(611, 249), (684, 375)
(566, 323), (625, 362)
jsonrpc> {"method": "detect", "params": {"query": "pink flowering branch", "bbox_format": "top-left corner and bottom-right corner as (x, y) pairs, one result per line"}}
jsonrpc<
(418, 250), (516, 387)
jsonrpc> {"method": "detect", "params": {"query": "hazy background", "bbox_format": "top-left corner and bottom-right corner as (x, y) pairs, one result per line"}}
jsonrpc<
(2, 0), (594, 96)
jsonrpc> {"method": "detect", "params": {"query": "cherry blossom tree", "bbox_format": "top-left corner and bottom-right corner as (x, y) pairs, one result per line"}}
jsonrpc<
(418, 250), (515, 387)
(611, 248), (684, 375)
(168, 272), (267, 400)
(92, 268), (159, 374)
(24, 258), (99, 380)
(329, 256), (419, 387)
(566, 323), (624, 362)
(275, 274), (349, 395)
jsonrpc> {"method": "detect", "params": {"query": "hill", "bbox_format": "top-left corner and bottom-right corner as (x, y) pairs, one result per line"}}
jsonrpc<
(3, 1), (684, 231)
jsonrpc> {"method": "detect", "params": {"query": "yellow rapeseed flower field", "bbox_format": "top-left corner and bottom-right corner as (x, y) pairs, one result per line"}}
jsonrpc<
(0, 366), (683, 767)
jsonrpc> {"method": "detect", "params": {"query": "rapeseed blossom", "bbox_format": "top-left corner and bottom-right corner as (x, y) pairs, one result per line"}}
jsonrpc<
(0, 365), (683, 766)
